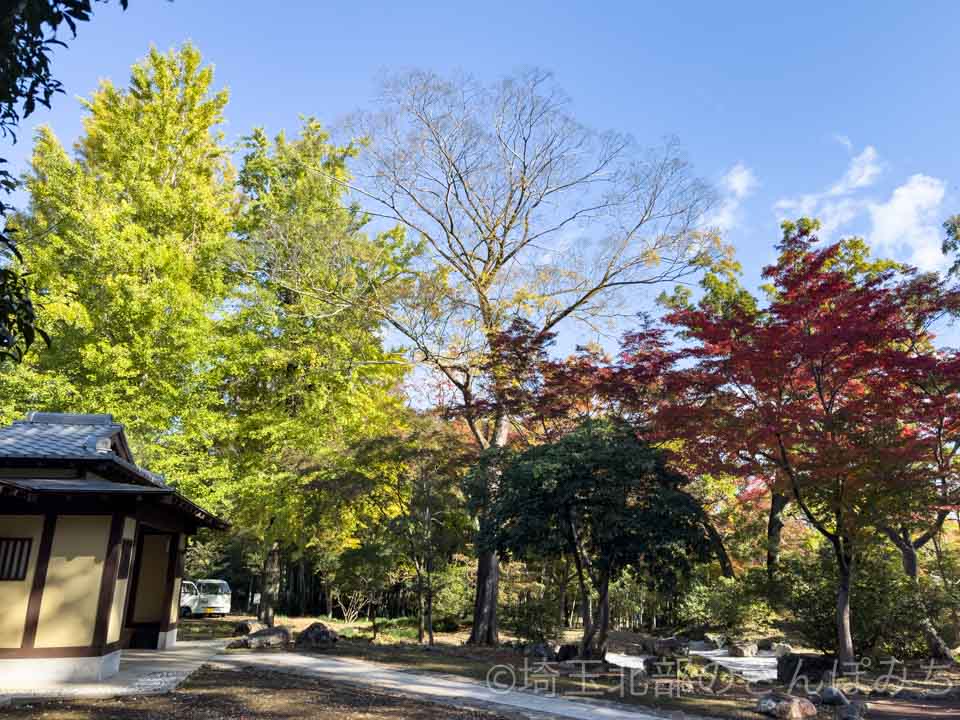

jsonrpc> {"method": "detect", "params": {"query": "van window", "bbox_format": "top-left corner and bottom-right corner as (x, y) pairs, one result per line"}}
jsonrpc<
(198, 580), (230, 595)
(181, 581), (198, 596)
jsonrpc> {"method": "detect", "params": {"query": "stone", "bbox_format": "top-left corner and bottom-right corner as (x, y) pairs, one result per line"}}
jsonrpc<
(704, 632), (727, 649)
(820, 686), (849, 706)
(777, 653), (837, 684)
(234, 620), (266, 636)
(294, 622), (339, 649)
(893, 688), (924, 700)
(556, 643), (579, 662)
(524, 642), (556, 661)
(755, 693), (817, 719)
(838, 701), (868, 719)
(772, 642), (793, 658)
(757, 636), (784, 651)
(653, 636), (689, 657)
(227, 625), (291, 650)
(728, 641), (758, 657)
(636, 634), (658, 654)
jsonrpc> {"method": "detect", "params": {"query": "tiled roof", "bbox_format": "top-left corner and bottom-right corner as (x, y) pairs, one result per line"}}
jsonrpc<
(0, 477), (172, 495)
(0, 412), (166, 488)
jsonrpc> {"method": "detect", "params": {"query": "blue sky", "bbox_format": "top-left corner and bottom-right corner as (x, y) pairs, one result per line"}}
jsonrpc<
(6, 1), (959, 345)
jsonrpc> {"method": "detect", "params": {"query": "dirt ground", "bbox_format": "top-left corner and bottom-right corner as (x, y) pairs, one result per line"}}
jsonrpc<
(176, 616), (960, 720)
(18, 616), (957, 720)
(0, 667), (516, 720)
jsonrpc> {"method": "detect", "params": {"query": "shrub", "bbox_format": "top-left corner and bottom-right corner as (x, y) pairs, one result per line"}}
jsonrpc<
(678, 570), (777, 636)
(433, 558), (475, 621)
(504, 593), (562, 643)
(432, 615), (460, 633)
(780, 542), (949, 659)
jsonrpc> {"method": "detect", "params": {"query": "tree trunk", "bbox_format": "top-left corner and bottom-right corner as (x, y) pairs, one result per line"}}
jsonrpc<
(426, 580), (435, 645)
(416, 572), (426, 644)
(703, 518), (735, 578)
(580, 571), (610, 659)
(766, 491), (789, 581)
(468, 548), (499, 645)
(468, 415), (509, 646)
(835, 544), (855, 671)
(297, 559), (307, 616)
(258, 541), (281, 628)
(880, 524), (958, 664)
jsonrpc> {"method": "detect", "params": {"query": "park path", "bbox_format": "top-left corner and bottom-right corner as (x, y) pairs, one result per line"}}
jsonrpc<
(0, 640), (229, 704)
(210, 650), (717, 720)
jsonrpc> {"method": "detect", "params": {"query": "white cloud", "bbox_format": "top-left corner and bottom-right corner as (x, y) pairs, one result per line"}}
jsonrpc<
(724, 163), (758, 200)
(773, 140), (951, 269)
(774, 143), (882, 241)
(828, 146), (882, 195)
(868, 174), (947, 271)
(834, 134), (853, 152)
(708, 163), (757, 232)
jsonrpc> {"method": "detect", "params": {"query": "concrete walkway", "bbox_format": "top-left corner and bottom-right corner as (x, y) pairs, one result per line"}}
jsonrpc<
(211, 650), (716, 720)
(2, 641), (721, 719)
(0, 640), (228, 704)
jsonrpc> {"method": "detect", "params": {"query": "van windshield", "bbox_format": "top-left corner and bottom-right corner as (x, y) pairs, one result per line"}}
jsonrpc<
(198, 581), (230, 595)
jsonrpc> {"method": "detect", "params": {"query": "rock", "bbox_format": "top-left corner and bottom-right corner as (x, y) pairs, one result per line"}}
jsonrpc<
(893, 688), (924, 700)
(772, 642), (793, 658)
(838, 701), (868, 719)
(820, 686), (849, 706)
(704, 632), (727, 649)
(556, 643), (579, 662)
(653, 636), (689, 657)
(755, 692), (817, 719)
(728, 641), (758, 657)
(756, 693), (781, 715)
(234, 620), (266, 636)
(294, 622), (339, 649)
(777, 653), (837, 684)
(757, 636), (784, 651)
(524, 642), (556, 661)
(227, 625), (291, 649)
(636, 634), (659, 654)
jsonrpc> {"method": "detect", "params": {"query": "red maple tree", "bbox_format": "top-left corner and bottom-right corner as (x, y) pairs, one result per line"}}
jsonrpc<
(659, 219), (960, 666)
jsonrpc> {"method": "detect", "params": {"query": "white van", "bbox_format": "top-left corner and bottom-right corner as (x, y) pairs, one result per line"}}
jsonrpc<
(180, 579), (232, 617)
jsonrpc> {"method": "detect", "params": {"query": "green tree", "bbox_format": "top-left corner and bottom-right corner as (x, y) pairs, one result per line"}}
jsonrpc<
(0, 1), (133, 360)
(222, 118), (417, 624)
(344, 416), (474, 643)
(3, 44), (233, 491)
(486, 418), (713, 658)
(944, 215), (960, 277)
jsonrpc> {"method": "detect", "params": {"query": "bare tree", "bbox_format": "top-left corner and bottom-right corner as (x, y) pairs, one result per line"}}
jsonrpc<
(316, 69), (720, 644)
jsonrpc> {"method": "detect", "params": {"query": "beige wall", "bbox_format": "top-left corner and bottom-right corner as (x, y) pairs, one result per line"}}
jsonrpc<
(0, 515), (44, 648)
(132, 533), (171, 624)
(166, 534), (185, 626)
(106, 517), (136, 643)
(35, 515), (110, 648)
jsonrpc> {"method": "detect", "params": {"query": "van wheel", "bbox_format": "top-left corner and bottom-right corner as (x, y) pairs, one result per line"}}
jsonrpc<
(180, 606), (192, 618)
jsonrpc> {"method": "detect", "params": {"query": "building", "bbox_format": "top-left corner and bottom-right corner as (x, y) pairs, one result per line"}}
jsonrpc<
(0, 412), (225, 686)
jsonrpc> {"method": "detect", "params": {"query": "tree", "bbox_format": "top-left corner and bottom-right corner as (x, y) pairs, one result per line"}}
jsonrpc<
(487, 418), (713, 658)
(221, 117), (415, 623)
(294, 69), (722, 644)
(3, 44), (233, 491)
(0, 1), (133, 359)
(343, 417), (473, 643)
(662, 218), (960, 668)
(942, 215), (960, 277)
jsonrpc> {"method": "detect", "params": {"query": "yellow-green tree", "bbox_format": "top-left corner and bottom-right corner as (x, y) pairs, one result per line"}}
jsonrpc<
(2, 44), (234, 495)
